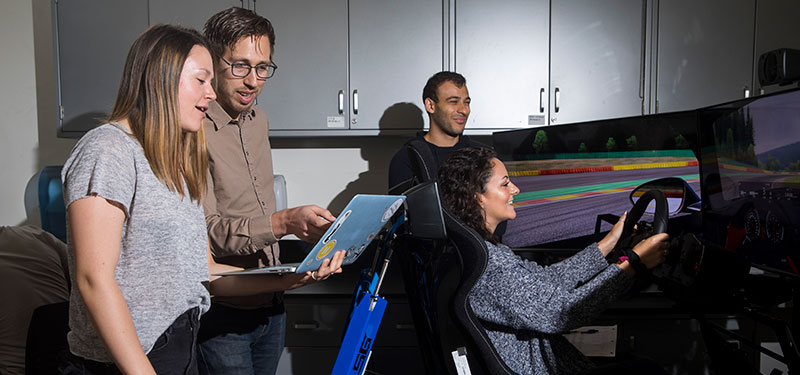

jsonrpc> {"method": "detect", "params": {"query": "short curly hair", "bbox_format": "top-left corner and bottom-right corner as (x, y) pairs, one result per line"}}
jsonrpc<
(422, 71), (466, 103)
(438, 147), (500, 244)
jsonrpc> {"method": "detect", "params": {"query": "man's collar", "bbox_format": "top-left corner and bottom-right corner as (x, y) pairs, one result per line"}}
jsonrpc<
(205, 101), (257, 131)
(423, 129), (461, 147)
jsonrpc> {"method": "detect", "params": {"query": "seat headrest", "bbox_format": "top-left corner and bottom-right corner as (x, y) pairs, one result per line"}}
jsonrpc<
(406, 139), (438, 183)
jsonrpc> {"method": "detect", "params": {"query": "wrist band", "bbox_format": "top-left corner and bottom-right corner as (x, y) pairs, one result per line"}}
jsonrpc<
(626, 251), (648, 276)
(618, 256), (629, 264)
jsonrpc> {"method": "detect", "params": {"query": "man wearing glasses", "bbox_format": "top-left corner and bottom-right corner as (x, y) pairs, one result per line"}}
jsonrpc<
(199, 7), (338, 374)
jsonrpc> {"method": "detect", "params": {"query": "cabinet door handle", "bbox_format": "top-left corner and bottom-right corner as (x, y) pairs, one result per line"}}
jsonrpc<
(554, 88), (560, 113)
(293, 322), (320, 330)
(338, 90), (344, 115)
(539, 88), (545, 113)
(639, 0), (646, 101)
(352, 89), (359, 115)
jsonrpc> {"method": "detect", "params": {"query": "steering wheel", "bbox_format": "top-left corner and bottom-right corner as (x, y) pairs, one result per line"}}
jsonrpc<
(607, 189), (669, 291)
(609, 189), (668, 267)
(622, 189), (669, 238)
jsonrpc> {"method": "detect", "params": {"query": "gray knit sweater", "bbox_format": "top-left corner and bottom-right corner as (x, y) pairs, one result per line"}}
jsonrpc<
(469, 241), (632, 375)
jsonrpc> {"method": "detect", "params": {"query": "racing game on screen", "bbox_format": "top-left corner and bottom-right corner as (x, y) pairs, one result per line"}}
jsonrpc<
(493, 112), (700, 249)
(700, 88), (800, 276)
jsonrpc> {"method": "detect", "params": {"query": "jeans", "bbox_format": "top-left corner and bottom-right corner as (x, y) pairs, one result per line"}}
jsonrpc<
(61, 307), (201, 375)
(197, 303), (286, 375)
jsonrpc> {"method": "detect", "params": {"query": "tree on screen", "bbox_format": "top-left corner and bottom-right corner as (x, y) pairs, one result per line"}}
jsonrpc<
(533, 130), (549, 154)
(606, 137), (617, 152)
(626, 135), (638, 150)
(675, 134), (689, 149)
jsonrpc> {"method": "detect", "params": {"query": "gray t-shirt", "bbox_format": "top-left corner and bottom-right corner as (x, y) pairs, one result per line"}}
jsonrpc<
(62, 123), (210, 362)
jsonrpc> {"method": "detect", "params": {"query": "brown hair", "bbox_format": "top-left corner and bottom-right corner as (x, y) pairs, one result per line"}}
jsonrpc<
(204, 7), (276, 62)
(438, 147), (500, 244)
(108, 24), (209, 201)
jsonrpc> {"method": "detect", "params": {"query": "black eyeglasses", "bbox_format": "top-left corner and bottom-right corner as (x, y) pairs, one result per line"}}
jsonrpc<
(220, 57), (277, 80)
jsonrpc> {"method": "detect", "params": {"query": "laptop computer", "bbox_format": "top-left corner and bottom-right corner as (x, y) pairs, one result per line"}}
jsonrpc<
(213, 194), (406, 276)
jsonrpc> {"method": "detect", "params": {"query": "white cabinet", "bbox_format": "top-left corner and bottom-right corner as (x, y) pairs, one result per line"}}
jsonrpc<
(54, 0), (149, 136)
(53, 0), (442, 136)
(455, 0), (550, 129)
(257, 0), (443, 134)
(654, 0), (755, 113)
(348, 0), (443, 131)
(455, 0), (647, 129)
(253, 0), (349, 132)
(149, 0), (244, 31)
(54, 0), (246, 136)
(550, 0), (648, 125)
(53, 1), (785, 137)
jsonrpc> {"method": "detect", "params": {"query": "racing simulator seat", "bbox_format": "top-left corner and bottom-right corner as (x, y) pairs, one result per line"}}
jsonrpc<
(393, 139), (515, 374)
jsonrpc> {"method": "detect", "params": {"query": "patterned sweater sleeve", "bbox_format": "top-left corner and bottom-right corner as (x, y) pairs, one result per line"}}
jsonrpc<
(527, 242), (612, 288)
(469, 241), (632, 334)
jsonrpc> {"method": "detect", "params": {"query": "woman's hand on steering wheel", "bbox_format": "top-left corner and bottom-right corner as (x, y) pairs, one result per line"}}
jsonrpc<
(598, 212), (631, 256)
(632, 233), (670, 269)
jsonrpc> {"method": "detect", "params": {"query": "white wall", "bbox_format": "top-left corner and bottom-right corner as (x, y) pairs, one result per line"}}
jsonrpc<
(0, 0), (39, 225)
(272, 137), (406, 215)
(0, 0), (73, 226)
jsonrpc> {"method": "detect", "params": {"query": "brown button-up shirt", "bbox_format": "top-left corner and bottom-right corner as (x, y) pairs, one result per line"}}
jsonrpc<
(203, 101), (281, 309)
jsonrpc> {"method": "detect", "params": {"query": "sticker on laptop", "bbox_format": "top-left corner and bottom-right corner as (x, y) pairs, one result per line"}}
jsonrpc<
(324, 210), (352, 243)
(344, 243), (369, 264)
(316, 240), (337, 260)
(382, 198), (404, 222)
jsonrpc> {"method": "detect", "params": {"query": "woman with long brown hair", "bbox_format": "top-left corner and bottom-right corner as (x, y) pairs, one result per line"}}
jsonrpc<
(60, 24), (343, 374)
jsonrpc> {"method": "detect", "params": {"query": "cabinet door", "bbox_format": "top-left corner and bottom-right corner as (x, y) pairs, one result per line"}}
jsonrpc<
(55, 0), (148, 136)
(255, 0), (349, 131)
(149, 0), (244, 31)
(348, 0), (443, 130)
(550, 0), (646, 125)
(455, 0), (549, 130)
(753, 1), (800, 96)
(655, 0), (755, 113)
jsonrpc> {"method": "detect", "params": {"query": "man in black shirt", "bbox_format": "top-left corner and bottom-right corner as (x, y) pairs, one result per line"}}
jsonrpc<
(388, 71), (488, 191)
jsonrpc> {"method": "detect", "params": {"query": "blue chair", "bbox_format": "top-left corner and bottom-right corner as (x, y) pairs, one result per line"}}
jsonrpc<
(37, 166), (66, 242)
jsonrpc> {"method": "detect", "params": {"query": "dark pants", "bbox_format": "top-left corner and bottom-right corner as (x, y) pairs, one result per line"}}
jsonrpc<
(61, 307), (201, 375)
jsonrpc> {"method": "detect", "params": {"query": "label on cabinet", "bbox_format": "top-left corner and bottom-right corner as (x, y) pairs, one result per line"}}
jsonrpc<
(528, 115), (545, 126)
(327, 116), (345, 128)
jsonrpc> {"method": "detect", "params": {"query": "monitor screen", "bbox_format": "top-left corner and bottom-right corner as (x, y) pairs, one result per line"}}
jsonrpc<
(493, 112), (700, 249)
(699, 88), (800, 276)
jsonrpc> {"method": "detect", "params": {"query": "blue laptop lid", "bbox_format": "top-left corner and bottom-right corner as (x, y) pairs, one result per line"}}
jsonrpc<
(295, 194), (405, 274)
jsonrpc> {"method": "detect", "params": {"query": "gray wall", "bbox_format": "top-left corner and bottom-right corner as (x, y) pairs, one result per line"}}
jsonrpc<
(0, 0), (76, 226)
